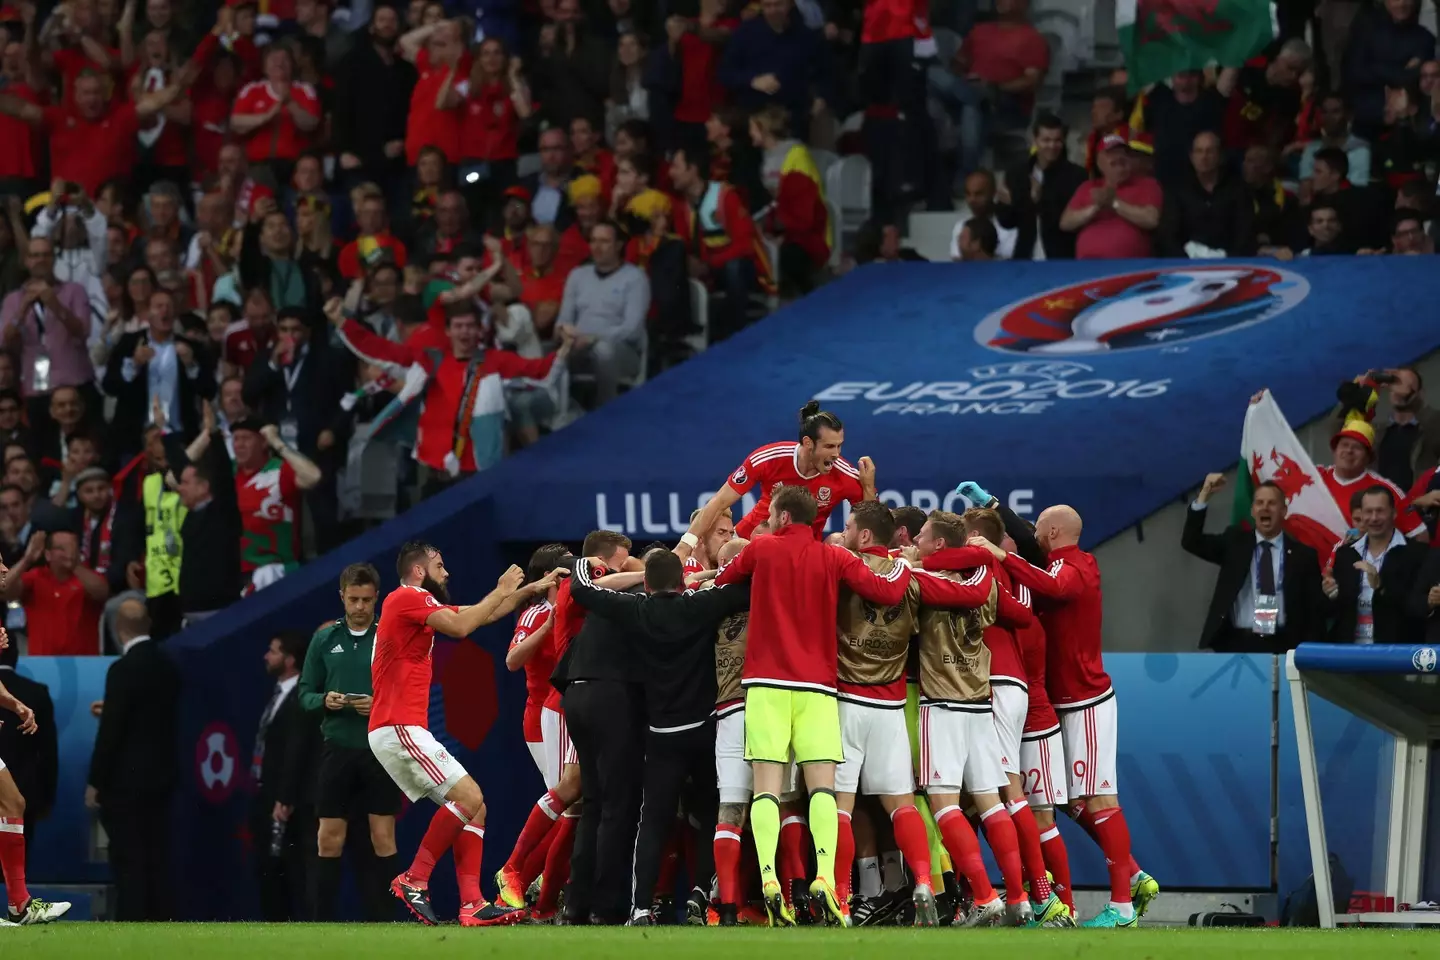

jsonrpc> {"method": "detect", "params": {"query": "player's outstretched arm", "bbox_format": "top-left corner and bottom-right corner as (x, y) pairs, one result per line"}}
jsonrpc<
(1001, 552), (1084, 601)
(683, 485), (742, 557)
(428, 567), (554, 638)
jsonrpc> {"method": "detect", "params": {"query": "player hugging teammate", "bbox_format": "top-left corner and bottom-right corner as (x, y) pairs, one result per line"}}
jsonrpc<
(472, 404), (1161, 930)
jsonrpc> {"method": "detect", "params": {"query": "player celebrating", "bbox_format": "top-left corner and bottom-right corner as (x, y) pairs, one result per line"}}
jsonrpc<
(0, 626), (70, 926)
(962, 495), (1159, 927)
(714, 486), (912, 927)
(370, 542), (552, 927)
(685, 402), (877, 543)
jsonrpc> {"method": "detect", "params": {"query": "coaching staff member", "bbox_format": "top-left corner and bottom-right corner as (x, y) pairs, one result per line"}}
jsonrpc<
(1182, 473), (1324, 652)
(298, 562), (401, 922)
(568, 546), (751, 926)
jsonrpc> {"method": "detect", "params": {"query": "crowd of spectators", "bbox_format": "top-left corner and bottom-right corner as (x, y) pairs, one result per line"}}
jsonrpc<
(1, 0), (1439, 654)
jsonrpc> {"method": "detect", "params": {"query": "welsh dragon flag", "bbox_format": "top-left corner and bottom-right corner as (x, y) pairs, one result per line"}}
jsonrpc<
(1118, 0), (1278, 92)
(1231, 390), (1348, 559)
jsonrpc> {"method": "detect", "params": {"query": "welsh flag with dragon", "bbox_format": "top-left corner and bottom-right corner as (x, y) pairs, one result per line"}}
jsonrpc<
(1230, 390), (1348, 559)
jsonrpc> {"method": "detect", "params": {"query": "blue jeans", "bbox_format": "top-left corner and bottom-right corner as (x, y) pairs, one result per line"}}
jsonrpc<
(926, 69), (1031, 186)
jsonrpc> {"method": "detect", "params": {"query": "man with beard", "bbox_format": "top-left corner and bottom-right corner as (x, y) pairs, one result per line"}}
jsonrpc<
(369, 542), (552, 926)
(681, 507), (735, 582)
(950, 172), (1016, 261)
(1369, 368), (1440, 492)
(334, 4), (417, 194)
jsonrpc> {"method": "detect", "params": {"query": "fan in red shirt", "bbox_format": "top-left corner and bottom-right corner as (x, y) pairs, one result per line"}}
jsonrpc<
(1218, 45), (1306, 152)
(554, 175), (604, 272)
(971, 499), (1156, 927)
(0, 70), (187, 196)
(369, 542), (549, 926)
(128, 31), (191, 181)
(229, 46), (321, 168)
(686, 402), (878, 546)
(1063, 135), (1164, 261)
(189, 50), (245, 183)
(459, 39), (526, 178)
(516, 530), (634, 919)
(667, 0), (738, 131)
(403, 20), (471, 166)
(339, 192), (409, 280)
(5, 530), (106, 656)
(569, 116), (616, 200)
(1319, 419), (1425, 540)
(0, 41), (44, 186)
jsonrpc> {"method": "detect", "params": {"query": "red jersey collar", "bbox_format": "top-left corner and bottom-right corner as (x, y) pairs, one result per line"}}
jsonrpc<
(921, 545), (993, 571)
(1047, 543), (1084, 560)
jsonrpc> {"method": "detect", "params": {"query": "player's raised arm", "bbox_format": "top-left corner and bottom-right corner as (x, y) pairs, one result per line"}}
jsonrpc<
(427, 567), (553, 638)
(1001, 552), (1084, 602)
(684, 485), (743, 555)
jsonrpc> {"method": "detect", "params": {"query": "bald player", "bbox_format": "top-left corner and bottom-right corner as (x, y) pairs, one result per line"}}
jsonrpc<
(964, 498), (1156, 928)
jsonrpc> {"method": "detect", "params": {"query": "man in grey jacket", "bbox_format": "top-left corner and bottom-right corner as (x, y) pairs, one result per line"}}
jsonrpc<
(555, 220), (650, 407)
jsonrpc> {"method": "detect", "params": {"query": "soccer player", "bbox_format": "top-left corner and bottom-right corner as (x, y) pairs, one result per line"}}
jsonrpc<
(681, 508), (735, 582)
(911, 511), (1030, 927)
(832, 502), (995, 926)
(370, 542), (552, 927)
(685, 402), (878, 543)
(0, 627), (70, 926)
(713, 486), (912, 927)
(974, 500), (1159, 927)
(527, 530), (635, 920)
(495, 543), (572, 909)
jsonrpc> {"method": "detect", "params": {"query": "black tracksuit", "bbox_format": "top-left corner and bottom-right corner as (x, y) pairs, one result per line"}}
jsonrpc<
(567, 561), (750, 916)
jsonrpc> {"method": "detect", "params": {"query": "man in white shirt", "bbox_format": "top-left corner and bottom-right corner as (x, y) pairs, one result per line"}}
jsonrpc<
(950, 171), (1017, 260)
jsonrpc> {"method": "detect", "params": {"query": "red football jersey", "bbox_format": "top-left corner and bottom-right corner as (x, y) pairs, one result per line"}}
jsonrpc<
(511, 600), (555, 742)
(223, 319), (278, 372)
(986, 564), (1029, 690)
(232, 80), (320, 163)
(1319, 466), (1423, 538)
(541, 569), (605, 711)
(682, 556), (706, 580)
(727, 442), (865, 540)
(1014, 593), (1060, 736)
(370, 584), (457, 729)
(1002, 546), (1111, 709)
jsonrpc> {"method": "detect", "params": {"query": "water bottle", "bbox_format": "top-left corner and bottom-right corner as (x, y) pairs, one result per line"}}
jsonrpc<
(269, 819), (286, 858)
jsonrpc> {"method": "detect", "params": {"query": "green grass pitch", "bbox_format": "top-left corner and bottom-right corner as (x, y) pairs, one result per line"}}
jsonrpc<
(1, 924), (1435, 959)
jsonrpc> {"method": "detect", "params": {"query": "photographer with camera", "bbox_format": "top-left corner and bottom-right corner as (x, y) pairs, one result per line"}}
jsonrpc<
(1353, 367), (1440, 492)
(30, 180), (109, 330)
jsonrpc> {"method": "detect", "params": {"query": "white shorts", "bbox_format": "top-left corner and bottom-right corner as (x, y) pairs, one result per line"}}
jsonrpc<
(526, 740), (545, 780)
(368, 724), (467, 804)
(1019, 731), (1067, 809)
(1058, 695), (1118, 798)
(918, 704), (1006, 795)
(0, 754), (6, 773)
(716, 709), (800, 804)
(835, 701), (913, 796)
(540, 706), (577, 790)
(991, 685), (1027, 777)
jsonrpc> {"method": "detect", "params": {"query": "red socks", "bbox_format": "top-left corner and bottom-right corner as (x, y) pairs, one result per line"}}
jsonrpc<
(535, 813), (578, 915)
(979, 805), (1026, 906)
(1039, 824), (1074, 911)
(520, 822), (555, 886)
(835, 810), (855, 903)
(505, 790), (564, 873)
(714, 823), (743, 905)
(0, 818), (27, 909)
(455, 824), (485, 905)
(408, 802), (470, 885)
(935, 805), (994, 903)
(1072, 802), (1141, 876)
(889, 805), (933, 888)
(1006, 799), (1052, 901)
(1090, 806), (1134, 904)
(779, 816), (808, 893)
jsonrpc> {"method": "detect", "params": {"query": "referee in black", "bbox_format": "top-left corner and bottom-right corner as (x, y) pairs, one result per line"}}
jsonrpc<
(567, 547), (750, 926)
(298, 562), (402, 921)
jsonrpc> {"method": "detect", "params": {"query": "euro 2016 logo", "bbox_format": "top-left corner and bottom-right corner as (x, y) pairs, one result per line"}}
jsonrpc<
(974, 266), (1310, 355)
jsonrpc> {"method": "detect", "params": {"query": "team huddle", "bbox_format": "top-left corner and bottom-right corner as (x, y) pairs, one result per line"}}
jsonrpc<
(362, 403), (1161, 929)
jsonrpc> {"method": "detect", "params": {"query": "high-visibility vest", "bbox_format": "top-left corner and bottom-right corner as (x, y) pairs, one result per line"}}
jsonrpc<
(142, 472), (186, 598)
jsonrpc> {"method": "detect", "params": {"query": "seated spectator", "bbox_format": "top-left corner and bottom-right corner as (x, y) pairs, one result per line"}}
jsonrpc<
(750, 105), (830, 297)
(556, 175), (605, 272)
(0, 236), (95, 431)
(1299, 201), (1347, 256)
(620, 189), (690, 364)
(0, 390), (28, 451)
(610, 152), (658, 225)
(339, 191), (408, 280)
(0, 482), (32, 569)
(1217, 38), (1309, 152)
(1343, 0), (1434, 139)
(1298, 94), (1371, 186)
(669, 144), (774, 339)
(1132, 71), (1227, 187)
(102, 288), (215, 452)
(928, 0), (1049, 183)
(716, 0), (830, 142)
(1371, 209), (1432, 255)
(955, 218), (998, 262)
(995, 114), (1087, 261)
(704, 106), (765, 212)
(570, 115), (617, 200)
(46, 430), (102, 510)
(1082, 85), (1129, 178)
(950, 171), (1016, 261)
(556, 220), (649, 408)
(1060, 135), (1163, 260)
(1159, 131), (1255, 258)
(2, 529), (109, 656)
(521, 128), (579, 228)
(1395, 180), (1434, 237)
(1244, 145), (1303, 256)
(1304, 147), (1387, 250)
(511, 224), (569, 341)
(230, 44), (321, 187)
(853, 220), (928, 264)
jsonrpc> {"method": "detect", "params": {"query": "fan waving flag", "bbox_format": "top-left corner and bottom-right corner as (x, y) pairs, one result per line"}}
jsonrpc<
(1231, 390), (1349, 560)
(1118, 0), (1279, 92)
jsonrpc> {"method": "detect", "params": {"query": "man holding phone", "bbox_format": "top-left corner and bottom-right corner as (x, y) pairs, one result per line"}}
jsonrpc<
(298, 562), (401, 921)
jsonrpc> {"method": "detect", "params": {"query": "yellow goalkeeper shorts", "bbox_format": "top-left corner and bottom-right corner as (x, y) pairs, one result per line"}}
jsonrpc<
(743, 686), (843, 765)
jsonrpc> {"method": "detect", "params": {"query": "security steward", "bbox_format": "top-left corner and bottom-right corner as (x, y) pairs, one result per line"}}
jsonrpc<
(567, 547), (751, 926)
(298, 562), (401, 921)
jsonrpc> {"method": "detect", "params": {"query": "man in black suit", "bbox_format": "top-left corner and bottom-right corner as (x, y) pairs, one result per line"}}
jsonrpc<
(100, 288), (216, 458)
(1182, 473), (1325, 652)
(251, 630), (321, 922)
(1407, 548), (1440, 645)
(1323, 485), (1428, 644)
(993, 114), (1088, 261)
(0, 633), (69, 925)
(0, 640), (57, 864)
(86, 598), (181, 921)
